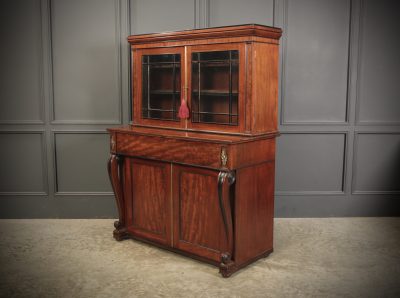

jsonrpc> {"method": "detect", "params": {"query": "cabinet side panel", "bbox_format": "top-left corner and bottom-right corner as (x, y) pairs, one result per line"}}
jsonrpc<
(251, 43), (279, 133)
(235, 161), (275, 264)
(231, 138), (275, 169)
(128, 159), (171, 244)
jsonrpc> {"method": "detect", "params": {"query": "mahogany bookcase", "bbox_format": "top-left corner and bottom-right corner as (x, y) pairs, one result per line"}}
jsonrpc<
(107, 24), (282, 277)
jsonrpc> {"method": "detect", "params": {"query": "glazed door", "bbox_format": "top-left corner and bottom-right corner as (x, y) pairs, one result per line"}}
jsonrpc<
(172, 165), (229, 262)
(125, 158), (172, 246)
(187, 44), (246, 133)
(133, 47), (185, 128)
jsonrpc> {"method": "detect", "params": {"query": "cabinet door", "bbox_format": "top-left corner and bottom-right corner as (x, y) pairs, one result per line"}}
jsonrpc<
(125, 158), (172, 246)
(172, 165), (228, 262)
(132, 47), (185, 129)
(187, 44), (246, 133)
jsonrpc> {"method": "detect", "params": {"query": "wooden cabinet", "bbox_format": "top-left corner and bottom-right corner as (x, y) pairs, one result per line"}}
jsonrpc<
(108, 24), (282, 277)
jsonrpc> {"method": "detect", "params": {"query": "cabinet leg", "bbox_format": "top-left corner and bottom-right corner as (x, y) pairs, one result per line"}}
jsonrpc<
(218, 171), (236, 277)
(108, 154), (128, 241)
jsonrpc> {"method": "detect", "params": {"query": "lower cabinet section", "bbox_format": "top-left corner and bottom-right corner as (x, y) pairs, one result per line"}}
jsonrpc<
(123, 159), (227, 261)
(108, 154), (275, 277)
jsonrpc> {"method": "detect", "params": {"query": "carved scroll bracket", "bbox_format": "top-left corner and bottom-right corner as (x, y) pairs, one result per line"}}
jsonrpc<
(108, 154), (128, 241)
(218, 170), (236, 277)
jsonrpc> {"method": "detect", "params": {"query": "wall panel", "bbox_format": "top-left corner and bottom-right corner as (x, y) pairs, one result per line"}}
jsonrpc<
(353, 133), (400, 193)
(0, 0), (43, 123)
(209, 0), (274, 27)
(357, 0), (400, 124)
(130, 0), (195, 34)
(0, 132), (46, 194)
(276, 133), (346, 193)
(51, 0), (121, 123)
(54, 133), (112, 194)
(282, 0), (350, 124)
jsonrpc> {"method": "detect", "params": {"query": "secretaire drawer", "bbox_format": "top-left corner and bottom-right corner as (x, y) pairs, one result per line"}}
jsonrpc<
(114, 132), (225, 169)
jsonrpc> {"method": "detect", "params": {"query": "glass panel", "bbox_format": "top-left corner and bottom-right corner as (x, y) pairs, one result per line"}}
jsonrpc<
(142, 54), (180, 121)
(191, 50), (239, 125)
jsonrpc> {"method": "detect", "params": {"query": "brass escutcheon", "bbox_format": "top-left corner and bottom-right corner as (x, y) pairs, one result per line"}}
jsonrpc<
(221, 147), (228, 167)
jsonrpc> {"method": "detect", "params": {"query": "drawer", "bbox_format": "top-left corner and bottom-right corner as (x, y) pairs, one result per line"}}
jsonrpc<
(115, 132), (226, 169)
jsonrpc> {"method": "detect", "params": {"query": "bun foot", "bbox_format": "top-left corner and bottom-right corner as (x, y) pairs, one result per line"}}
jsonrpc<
(219, 253), (236, 278)
(113, 220), (129, 241)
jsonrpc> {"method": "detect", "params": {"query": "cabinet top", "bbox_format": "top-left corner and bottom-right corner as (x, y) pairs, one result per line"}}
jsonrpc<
(108, 125), (279, 145)
(128, 24), (282, 45)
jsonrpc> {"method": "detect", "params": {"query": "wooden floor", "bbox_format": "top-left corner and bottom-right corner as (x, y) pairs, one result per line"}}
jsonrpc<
(0, 218), (399, 297)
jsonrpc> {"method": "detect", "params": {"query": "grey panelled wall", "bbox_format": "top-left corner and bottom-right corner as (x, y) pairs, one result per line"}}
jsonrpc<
(0, 0), (43, 123)
(0, 0), (399, 218)
(51, 0), (121, 123)
(275, 134), (346, 193)
(283, 0), (349, 123)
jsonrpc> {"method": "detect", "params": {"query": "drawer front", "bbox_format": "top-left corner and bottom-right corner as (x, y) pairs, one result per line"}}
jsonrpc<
(116, 133), (225, 169)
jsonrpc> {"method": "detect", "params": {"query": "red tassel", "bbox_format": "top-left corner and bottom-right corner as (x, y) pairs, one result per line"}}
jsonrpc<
(178, 99), (189, 119)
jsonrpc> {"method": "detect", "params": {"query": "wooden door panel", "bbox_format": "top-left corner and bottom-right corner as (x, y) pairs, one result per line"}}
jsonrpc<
(133, 47), (185, 129)
(186, 43), (246, 133)
(126, 158), (172, 245)
(173, 165), (226, 262)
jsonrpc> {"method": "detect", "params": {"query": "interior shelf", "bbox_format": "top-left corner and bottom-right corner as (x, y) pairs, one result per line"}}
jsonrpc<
(143, 64), (181, 69)
(143, 108), (176, 112)
(192, 89), (238, 96)
(150, 90), (180, 95)
(192, 111), (238, 116)
(191, 61), (238, 68)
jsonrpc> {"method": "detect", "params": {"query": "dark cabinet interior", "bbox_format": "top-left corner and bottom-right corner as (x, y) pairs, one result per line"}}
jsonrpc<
(191, 50), (239, 125)
(141, 54), (181, 121)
